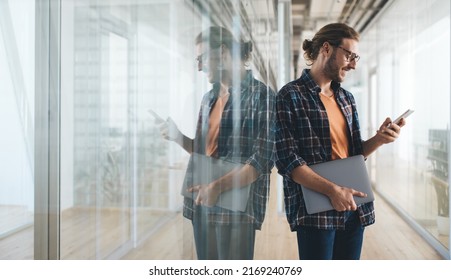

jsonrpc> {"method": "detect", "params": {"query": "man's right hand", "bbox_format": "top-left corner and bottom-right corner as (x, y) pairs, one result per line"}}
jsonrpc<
(328, 185), (367, 212)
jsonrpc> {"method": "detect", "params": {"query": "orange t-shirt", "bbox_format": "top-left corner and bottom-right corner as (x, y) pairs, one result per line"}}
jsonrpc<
(205, 94), (230, 157)
(320, 93), (350, 160)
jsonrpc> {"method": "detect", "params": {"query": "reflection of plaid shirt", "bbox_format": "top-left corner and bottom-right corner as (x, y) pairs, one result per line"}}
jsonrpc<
(183, 70), (276, 230)
(275, 69), (375, 231)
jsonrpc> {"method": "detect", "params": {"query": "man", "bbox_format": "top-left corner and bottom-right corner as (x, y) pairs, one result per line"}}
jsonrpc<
(275, 23), (406, 260)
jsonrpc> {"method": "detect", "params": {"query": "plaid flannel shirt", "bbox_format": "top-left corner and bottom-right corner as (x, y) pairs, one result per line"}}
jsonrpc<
(183, 70), (276, 230)
(275, 69), (375, 231)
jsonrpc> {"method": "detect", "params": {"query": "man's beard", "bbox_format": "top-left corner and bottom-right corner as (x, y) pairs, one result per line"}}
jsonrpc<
(323, 50), (343, 83)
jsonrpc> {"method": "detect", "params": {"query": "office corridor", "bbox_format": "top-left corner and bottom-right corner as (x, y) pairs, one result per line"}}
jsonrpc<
(1, 0), (449, 260)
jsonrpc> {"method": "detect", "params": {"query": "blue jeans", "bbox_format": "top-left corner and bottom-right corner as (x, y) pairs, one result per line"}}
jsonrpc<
(296, 211), (365, 260)
(192, 207), (256, 260)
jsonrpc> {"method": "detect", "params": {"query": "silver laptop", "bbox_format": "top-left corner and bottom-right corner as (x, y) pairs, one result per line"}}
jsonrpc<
(181, 153), (250, 212)
(301, 155), (374, 214)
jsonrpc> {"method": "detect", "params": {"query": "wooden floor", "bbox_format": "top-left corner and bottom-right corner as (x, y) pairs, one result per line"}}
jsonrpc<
(0, 183), (445, 260)
(122, 183), (444, 260)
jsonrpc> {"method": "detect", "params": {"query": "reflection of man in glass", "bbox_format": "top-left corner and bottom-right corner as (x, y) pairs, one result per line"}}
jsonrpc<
(158, 26), (275, 259)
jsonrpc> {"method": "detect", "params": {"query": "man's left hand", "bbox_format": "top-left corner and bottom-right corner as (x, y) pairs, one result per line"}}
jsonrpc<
(375, 117), (406, 144)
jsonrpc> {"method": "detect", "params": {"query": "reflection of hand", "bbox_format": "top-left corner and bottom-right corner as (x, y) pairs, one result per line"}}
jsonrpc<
(157, 117), (182, 142)
(189, 184), (221, 207)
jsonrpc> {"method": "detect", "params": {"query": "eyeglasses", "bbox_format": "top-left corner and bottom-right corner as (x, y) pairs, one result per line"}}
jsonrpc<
(195, 47), (220, 64)
(336, 46), (360, 62)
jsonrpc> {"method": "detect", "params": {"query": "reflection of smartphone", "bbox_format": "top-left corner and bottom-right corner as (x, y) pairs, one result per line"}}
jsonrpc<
(391, 109), (414, 126)
(148, 109), (165, 123)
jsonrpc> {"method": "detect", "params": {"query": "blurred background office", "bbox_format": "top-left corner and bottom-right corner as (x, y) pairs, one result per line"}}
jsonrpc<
(0, 0), (449, 259)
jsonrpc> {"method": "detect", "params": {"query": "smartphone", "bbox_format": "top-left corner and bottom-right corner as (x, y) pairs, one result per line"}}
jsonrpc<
(391, 109), (414, 126)
(148, 109), (166, 124)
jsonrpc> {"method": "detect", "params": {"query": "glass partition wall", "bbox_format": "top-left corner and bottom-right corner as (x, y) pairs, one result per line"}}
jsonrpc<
(0, 0), (36, 259)
(0, 0), (280, 260)
(59, 0), (278, 259)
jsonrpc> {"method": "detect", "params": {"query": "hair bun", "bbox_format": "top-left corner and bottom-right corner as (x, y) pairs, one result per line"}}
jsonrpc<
(302, 39), (312, 51)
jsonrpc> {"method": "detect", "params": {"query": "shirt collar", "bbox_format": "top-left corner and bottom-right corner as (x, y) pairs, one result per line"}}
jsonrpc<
(300, 69), (341, 95)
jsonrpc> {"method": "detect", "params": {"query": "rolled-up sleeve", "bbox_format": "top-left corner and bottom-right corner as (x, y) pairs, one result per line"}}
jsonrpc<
(275, 85), (307, 176)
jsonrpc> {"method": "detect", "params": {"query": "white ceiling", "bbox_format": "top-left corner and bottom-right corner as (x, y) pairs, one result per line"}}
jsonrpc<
(187, 0), (391, 85)
(290, 0), (390, 65)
